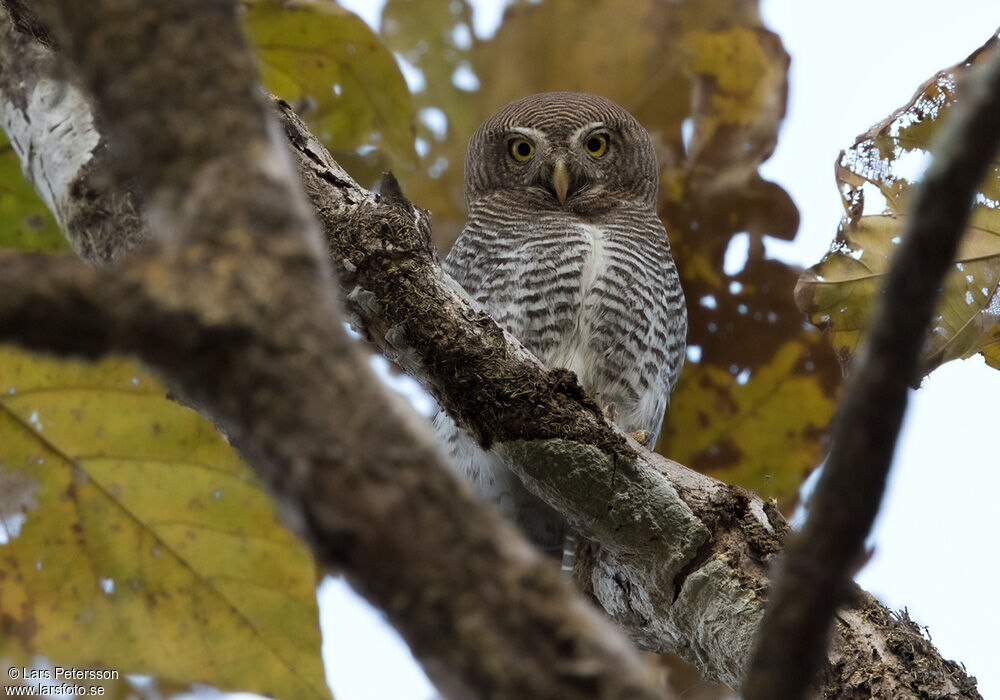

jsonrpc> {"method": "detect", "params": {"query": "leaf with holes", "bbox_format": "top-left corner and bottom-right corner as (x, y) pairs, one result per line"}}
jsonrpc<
(0, 345), (329, 700)
(245, 0), (415, 162)
(796, 30), (1000, 375)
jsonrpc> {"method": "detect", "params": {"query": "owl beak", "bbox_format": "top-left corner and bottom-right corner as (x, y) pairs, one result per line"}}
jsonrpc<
(552, 160), (570, 205)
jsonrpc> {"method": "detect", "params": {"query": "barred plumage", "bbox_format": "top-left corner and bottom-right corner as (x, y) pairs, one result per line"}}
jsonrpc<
(434, 92), (687, 560)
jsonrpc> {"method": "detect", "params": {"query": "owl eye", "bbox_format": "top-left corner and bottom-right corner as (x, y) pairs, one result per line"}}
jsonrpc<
(508, 137), (535, 162)
(584, 133), (608, 158)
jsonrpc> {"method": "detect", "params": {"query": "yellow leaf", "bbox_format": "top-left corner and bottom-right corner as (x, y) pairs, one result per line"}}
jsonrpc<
(0, 134), (67, 253)
(0, 346), (329, 700)
(244, 0), (415, 162)
(796, 30), (1000, 375)
(683, 28), (772, 126)
(659, 340), (836, 504)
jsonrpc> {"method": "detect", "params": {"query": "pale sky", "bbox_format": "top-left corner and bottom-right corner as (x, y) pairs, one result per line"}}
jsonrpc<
(319, 2), (1000, 699)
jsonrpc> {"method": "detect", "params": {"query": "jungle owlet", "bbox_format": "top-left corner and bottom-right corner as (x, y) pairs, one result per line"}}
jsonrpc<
(434, 92), (687, 562)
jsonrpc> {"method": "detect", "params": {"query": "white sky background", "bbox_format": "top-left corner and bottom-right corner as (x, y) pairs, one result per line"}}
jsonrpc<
(315, 2), (1000, 699)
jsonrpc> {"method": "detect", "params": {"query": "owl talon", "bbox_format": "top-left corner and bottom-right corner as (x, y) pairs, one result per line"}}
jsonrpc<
(629, 429), (650, 446)
(602, 403), (618, 423)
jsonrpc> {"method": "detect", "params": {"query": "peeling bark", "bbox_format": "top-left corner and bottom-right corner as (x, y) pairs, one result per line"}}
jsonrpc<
(0, 5), (983, 698)
(0, 15), (145, 262)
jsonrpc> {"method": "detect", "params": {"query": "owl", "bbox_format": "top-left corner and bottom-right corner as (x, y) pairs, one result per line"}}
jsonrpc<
(433, 92), (687, 563)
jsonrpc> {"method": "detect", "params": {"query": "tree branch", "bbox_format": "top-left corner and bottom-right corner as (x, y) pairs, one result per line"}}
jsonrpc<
(742, 45), (1000, 700)
(0, 5), (983, 698)
(2, 2), (672, 699)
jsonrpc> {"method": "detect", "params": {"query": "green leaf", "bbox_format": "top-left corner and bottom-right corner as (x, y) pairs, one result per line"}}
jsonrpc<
(0, 133), (67, 252)
(245, 0), (416, 162)
(0, 345), (329, 700)
(796, 29), (1000, 375)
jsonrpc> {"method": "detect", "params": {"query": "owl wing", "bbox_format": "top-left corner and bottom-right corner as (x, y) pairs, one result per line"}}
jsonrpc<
(434, 217), (568, 558)
(610, 212), (687, 443)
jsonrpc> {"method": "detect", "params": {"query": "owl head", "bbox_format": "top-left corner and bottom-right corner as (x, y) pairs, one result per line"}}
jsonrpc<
(464, 92), (658, 214)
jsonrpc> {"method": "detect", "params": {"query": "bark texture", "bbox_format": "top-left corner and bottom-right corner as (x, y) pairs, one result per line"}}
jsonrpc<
(0, 4), (983, 698)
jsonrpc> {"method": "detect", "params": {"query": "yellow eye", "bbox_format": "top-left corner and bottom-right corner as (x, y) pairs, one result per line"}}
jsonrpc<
(508, 138), (535, 162)
(584, 133), (608, 158)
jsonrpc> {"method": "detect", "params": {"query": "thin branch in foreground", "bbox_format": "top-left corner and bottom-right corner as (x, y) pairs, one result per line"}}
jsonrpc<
(742, 46), (1000, 700)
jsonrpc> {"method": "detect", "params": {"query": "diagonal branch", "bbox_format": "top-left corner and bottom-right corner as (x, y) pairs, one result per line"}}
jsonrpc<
(742, 45), (1000, 700)
(0, 5), (983, 698)
(279, 99), (982, 697)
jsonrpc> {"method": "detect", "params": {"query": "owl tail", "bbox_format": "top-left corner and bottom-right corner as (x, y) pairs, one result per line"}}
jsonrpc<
(560, 530), (577, 575)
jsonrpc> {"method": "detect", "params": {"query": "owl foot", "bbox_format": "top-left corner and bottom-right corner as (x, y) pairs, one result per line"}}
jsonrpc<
(602, 403), (618, 423)
(629, 429), (650, 446)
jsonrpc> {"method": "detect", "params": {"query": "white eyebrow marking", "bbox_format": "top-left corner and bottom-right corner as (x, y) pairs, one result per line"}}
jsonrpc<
(572, 122), (606, 140)
(506, 127), (547, 142)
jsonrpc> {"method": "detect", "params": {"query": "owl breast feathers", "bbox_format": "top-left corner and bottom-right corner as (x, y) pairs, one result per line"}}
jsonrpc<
(433, 91), (687, 558)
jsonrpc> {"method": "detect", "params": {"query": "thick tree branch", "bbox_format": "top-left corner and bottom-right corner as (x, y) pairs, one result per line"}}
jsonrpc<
(1, 3), (671, 700)
(742, 46), (1000, 700)
(0, 6), (983, 698)
(0, 252), (151, 355)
